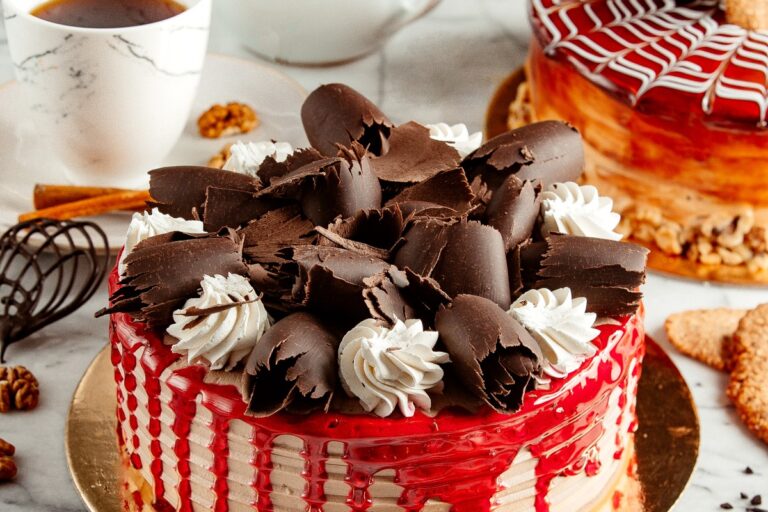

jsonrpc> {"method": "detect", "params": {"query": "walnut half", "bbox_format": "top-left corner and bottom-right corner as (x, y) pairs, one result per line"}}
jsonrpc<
(0, 438), (16, 482)
(0, 366), (39, 412)
(198, 102), (259, 139)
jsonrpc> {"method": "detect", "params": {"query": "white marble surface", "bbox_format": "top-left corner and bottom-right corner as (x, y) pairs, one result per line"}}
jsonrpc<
(0, 1), (766, 511)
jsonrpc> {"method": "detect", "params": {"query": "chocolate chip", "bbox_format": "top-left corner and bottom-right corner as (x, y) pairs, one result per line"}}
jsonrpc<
(753, 496), (763, 506)
(720, 504), (733, 510)
(745, 466), (755, 474)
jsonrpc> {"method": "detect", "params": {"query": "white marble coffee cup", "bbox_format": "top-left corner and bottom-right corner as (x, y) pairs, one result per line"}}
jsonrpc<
(2, 0), (211, 188)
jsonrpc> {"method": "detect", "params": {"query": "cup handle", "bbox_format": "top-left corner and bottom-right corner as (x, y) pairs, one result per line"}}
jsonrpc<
(392, 0), (441, 31)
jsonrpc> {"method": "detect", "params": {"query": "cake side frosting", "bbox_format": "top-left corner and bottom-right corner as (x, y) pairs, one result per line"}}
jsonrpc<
(111, 265), (645, 512)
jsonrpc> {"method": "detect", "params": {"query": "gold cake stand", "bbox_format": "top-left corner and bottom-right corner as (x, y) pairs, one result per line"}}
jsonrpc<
(486, 67), (768, 287)
(66, 337), (699, 512)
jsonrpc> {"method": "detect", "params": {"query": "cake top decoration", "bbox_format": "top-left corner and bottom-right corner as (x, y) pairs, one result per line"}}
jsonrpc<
(530, 0), (768, 128)
(101, 83), (649, 418)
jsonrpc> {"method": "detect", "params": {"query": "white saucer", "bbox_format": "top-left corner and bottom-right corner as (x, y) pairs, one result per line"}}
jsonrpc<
(0, 53), (309, 252)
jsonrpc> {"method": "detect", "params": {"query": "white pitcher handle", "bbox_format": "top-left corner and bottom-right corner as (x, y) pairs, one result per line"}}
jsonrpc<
(393, 0), (441, 31)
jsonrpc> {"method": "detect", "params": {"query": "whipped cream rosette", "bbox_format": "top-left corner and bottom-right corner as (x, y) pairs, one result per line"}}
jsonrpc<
(509, 287), (599, 378)
(540, 182), (622, 241)
(167, 273), (271, 371)
(119, 208), (205, 274)
(338, 318), (449, 418)
(224, 140), (294, 176)
(425, 122), (482, 158)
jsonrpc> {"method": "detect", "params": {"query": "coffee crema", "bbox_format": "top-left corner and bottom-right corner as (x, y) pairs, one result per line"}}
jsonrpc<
(31, 0), (186, 28)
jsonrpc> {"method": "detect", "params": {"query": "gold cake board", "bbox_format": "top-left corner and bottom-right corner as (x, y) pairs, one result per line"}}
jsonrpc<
(66, 338), (698, 512)
(485, 66), (768, 287)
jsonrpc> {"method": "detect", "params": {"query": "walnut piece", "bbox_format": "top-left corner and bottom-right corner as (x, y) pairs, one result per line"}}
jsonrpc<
(198, 102), (259, 139)
(0, 366), (39, 412)
(207, 143), (233, 169)
(0, 438), (14, 457)
(0, 456), (16, 482)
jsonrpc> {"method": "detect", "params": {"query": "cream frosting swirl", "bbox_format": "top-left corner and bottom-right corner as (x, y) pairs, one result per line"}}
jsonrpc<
(425, 122), (483, 158)
(166, 274), (271, 371)
(119, 208), (205, 275)
(540, 182), (622, 241)
(508, 288), (599, 378)
(338, 319), (449, 418)
(223, 140), (294, 177)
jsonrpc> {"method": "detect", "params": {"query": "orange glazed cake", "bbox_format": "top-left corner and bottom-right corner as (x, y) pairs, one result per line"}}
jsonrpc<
(101, 84), (649, 511)
(527, 0), (768, 282)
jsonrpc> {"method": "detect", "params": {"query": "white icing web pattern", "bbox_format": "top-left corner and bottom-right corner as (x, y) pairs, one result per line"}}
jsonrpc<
(530, 0), (768, 127)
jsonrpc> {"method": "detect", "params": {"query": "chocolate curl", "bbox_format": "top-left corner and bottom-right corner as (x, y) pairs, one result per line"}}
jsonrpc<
(462, 121), (584, 194)
(363, 268), (450, 328)
(432, 221), (512, 309)
(240, 206), (316, 264)
(202, 187), (282, 232)
(255, 157), (339, 200)
(301, 83), (393, 156)
(435, 294), (543, 413)
(300, 143), (383, 227)
(386, 167), (475, 218)
(292, 246), (391, 325)
(149, 166), (260, 220)
(484, 176), (542, 251)
(522, 235), (649, 317)
(100, 230), (249, 328)
(394, 220), (512, 308)
(318, 205), (405, 254)
(371, 122), (461, 184)
(243, 312), (339, 416)
(393, 218), (451, 276)
(257, 147), (324, 185)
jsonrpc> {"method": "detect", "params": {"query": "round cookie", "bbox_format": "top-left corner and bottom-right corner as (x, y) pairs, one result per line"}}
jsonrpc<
(665, 309), (747, 372)
(727, 304), (768, 445)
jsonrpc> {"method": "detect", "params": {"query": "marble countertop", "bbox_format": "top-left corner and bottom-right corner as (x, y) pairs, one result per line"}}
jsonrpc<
(0, 1), (766, 511)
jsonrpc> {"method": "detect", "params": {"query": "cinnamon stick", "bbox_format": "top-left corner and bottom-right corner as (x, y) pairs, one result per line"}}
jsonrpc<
(33, 184), (146, 211)
(19, 190), (151, 222)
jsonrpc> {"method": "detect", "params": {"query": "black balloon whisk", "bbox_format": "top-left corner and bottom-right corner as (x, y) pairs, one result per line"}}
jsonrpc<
(0, 219), (110, 362)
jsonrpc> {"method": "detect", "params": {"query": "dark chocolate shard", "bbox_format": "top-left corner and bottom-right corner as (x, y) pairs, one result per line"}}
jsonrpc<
(240, 206), (316, 265)
(300, 143), (383, 227)
(257, 147), (324, 185)
(386, 167), (475, 217)
(521, 235), (649, 317)
(101, 231), (248, 328)
(202, 187), (282, 232)
(301, 83), (393, 156)
(243, 312), (339, 416)
(292, 246), (391, 325)
(435, 294), (543, 413)
(363, 268), (450, 328)
(255, 157), (339, 200)
(393, 218), (451, 277)
(371, 122), (461, 184)
(431, 221), (512, 309)
(149, 167), (260, 220)
(462, 121), (584, 194)
(320, 205), (405, 253)
(484, 176), (542, 251)
(395, 201), (460, 220)
(315, 226), (390, 260)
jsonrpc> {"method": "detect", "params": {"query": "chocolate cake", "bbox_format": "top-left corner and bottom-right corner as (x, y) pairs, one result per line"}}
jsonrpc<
(102, 83), (648, 511)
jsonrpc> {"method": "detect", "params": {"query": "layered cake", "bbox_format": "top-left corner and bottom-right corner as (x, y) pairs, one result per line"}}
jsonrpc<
(526, 0), (768, 282)
(101, 84), (649, 511)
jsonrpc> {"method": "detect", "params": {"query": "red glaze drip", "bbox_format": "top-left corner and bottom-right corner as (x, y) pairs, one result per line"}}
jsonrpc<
(210, 415), (230, 512)
(302, 440), (329, 510)
(109, 269), (645, 512)
(166, 366), (205, 512)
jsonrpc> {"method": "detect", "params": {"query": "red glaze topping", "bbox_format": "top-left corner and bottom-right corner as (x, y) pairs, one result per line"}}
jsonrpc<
(530, 0), (768, 128)
(110, 270), (645, 512)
